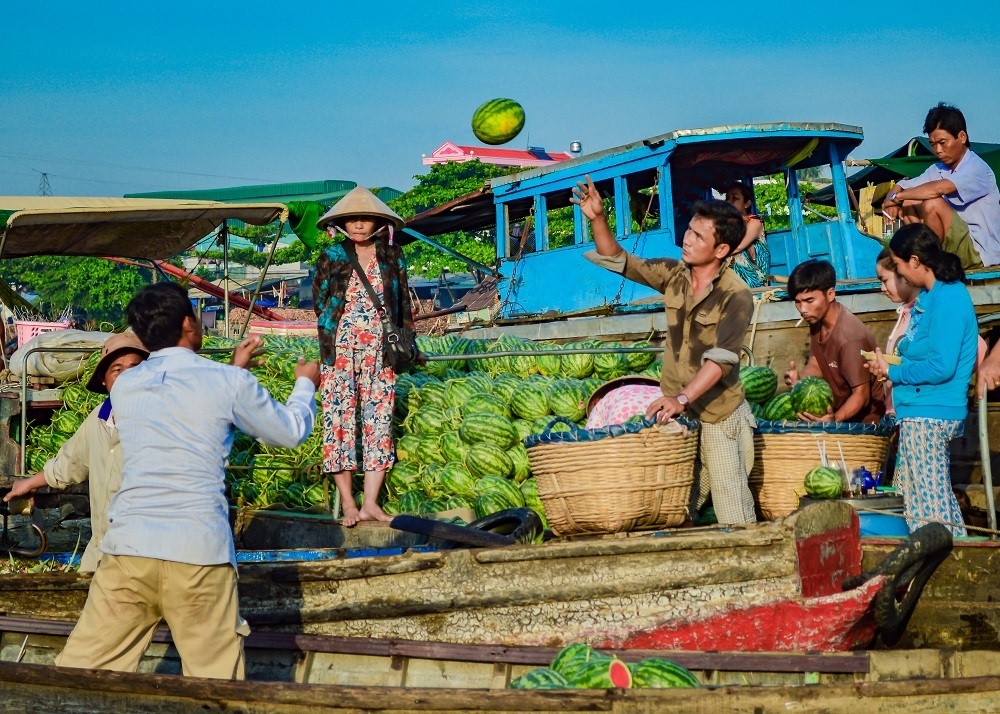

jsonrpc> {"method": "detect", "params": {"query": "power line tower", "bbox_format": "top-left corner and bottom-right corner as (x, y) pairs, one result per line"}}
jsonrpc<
(37, 172), (51, 196)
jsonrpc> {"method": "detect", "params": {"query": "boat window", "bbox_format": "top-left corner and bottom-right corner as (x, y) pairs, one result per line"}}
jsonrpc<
(625, 173), (661, 234)
(756, 170), (836, 231)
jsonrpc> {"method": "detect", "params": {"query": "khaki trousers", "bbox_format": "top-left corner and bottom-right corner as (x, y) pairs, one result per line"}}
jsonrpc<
(56, 554), (248, 679)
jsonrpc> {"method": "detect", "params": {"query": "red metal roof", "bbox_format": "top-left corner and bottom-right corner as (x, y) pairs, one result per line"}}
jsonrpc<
(422, 141), (573, 168)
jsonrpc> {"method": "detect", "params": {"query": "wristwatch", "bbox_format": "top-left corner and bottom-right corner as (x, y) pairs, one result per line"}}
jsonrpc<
(675, 393), (690, 409)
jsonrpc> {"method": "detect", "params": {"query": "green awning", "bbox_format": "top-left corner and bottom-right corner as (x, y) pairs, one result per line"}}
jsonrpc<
(0, 197), (286, 259)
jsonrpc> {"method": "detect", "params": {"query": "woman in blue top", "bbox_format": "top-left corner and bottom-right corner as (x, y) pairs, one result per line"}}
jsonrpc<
(867, 224), (977, 536)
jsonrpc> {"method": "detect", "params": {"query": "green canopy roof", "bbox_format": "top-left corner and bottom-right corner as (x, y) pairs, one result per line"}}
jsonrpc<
(812, 137), (1000, 205)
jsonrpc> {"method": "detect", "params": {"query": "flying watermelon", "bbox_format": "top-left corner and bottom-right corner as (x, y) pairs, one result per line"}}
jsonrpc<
(471, 98), (525, 145)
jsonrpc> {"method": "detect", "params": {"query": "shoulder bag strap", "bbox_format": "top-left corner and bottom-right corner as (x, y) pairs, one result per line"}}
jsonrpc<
(344, 244), (400, 337)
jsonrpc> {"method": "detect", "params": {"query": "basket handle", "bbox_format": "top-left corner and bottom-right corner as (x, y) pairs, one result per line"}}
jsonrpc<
(539, 416), (579, 438)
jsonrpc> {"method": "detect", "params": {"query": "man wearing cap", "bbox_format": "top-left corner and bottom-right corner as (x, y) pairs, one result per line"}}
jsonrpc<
(54, 282), (318, 679)
(4, 331), (266, 572)
(3, 332), (149, 572)
(573, 175), (757, 524)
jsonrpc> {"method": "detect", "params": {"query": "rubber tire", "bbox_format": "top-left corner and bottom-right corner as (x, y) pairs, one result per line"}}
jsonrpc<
(845, 522), (953, 646)
(465, 507), (543, 545)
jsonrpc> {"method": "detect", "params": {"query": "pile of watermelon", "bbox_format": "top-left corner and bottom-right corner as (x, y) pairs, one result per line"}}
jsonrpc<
(26, 333), (663, 522)
(509, 642), (699, 689)
(738, 365), (779, 420)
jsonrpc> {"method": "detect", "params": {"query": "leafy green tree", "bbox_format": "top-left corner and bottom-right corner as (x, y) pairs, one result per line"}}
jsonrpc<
(0, 257), (152, 325)
(755, 174), (836, 231)
(390, 160), (514, 278)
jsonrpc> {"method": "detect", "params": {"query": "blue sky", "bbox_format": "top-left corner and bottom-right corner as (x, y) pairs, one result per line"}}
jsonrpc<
(2, 1), (999, 198)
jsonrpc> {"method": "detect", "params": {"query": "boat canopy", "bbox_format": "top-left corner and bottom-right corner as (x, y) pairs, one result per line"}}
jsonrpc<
(408, 122), (881, 318)
(812, 137), (1000, 205)
(0, 197), (287, 259)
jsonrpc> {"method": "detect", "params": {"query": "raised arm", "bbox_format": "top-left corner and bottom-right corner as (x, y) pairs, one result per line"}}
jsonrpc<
(571, 175), (621, 257)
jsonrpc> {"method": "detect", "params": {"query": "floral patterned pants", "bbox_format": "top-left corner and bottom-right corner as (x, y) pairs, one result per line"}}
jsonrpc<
(895, 418), (966, 537)
(320, 355), (395, 473)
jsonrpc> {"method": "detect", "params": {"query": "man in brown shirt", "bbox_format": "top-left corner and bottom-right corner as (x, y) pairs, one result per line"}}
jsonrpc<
(783, 259), (884, 423)
(573, 175), (757, 524)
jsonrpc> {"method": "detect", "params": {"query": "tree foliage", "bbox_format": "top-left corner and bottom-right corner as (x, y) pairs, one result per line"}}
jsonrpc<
(0, 257), (152, 325)
(390, 161), (514, 278)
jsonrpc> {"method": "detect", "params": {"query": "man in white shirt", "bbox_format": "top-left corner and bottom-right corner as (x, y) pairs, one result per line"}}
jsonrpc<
(55, 282), (320, 679)
(882, 103), (1000, 268)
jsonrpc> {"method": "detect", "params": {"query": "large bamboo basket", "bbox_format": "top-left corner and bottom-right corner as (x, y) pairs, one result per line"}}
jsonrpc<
(749, 431), (890, 520)
(527, 421), (700, 536)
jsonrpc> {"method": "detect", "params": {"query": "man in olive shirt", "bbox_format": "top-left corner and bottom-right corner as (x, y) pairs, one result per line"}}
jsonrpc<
(572, 175), (757, 524)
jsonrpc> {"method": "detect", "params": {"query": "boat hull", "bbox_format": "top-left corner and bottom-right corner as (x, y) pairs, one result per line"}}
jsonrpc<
(0, 503), (885, 653)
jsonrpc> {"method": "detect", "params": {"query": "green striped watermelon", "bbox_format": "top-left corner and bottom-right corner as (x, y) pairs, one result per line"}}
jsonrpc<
(419, 496), (449, 514)
(416, 436), (446, 465)
(464, 372), (493, 392)
(464, 339), (492, 373)
(749, 400), (766, 420)
(763, 392), (796, 421)
(626, 340), (656, 372)
(475, 475), (525, 508)
(509, 667), (570, 690)
(443, 493), (476, 512)
(461, 392), (511, 419)
(386, 461), (421, 495)
(739, 365), (778, 404)
(490, 374), (521, 403)
(507, 444), (532, 483)
(398, 490), (424, 513)
(416, 381), (448, 409)
(561, 342), (595, 379)
(535, 342), (564, 377)
(512, 419), (534, 441)
(520, 478), (549, 528)
(550, 643), (600, 678)
(445, 378), (479, 408)
(474, 491), (514, 519)
(510, 382), (551, 421)
(395, 435), (420, 462)
(440, 432), (469, 462)
(627, 658), (700, 687)
(465, 442), (515, 478)
(548, 380), (588, 422)
(440, 461), (477, 497)
(471, 98), (525, 145)
(804, 465), (843, 499)
(791, 376), (835, 417)
(410, 406), (447, 436)
(459, 413), (518, 449)
(592, 342), (629, 380)
(567, 658), (633, 689)
(420, 465), (444, 498)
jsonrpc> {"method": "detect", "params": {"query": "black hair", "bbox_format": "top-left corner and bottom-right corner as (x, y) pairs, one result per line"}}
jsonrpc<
(923, 102), (969, 145)
(692, 199), (745, 255)
(725, 182), (754, 206)
(126, 282), (196, 351)
(876, 246), (895, 272)
(888, 223), (966, 284)
(787, 259), (837, 298)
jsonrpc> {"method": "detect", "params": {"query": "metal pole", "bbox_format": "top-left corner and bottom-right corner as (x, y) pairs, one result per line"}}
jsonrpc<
(222, 222), (231, 338)
(239, 220), (287, 340)
(978, 396), (997, 538)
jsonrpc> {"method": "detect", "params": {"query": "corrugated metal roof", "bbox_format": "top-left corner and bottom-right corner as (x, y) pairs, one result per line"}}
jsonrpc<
(127, 180), (359, 204)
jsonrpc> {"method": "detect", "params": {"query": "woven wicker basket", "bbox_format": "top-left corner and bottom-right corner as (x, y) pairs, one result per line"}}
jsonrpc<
(527, 423), (699, 536)
(749, 432), (889, 520)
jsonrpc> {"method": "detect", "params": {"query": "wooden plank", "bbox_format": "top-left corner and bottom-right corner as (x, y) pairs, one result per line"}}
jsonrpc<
(0, 616), (871, 674)
(243, 551), (445, 584)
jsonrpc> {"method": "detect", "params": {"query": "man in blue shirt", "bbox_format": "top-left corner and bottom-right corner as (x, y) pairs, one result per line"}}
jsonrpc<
(55, 282), (320, 679)
(882, 103), (1000, 268)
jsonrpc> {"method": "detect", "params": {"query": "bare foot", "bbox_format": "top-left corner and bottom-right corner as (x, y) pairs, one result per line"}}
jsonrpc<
(357, 503), (393, 524)
(340, 505), (363, 527)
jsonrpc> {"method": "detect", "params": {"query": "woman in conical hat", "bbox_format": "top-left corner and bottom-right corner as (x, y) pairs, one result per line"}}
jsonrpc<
(313, 186), (415, 526)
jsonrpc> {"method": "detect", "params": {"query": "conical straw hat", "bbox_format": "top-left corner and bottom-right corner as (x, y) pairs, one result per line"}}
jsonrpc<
(316, 186), (403, 230)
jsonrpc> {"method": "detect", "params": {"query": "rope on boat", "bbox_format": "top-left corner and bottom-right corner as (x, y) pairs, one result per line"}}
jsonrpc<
(852, 505), (1000, 538)
(748, 289), (779, 352)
